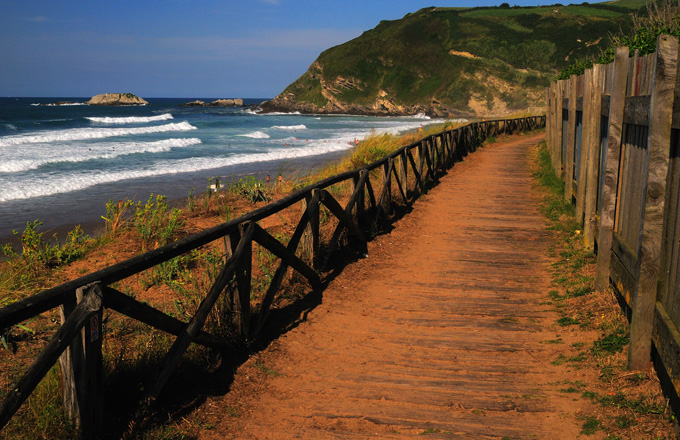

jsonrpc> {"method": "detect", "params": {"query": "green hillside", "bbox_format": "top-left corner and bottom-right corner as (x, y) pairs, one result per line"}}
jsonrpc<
(262, 2), (642, 117)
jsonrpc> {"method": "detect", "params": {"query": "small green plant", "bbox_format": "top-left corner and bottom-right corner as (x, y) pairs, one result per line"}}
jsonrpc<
(2, 221), (88, 275)
(557, 317), (580, 326)
(592, 325), (629, 355)
(580, 416), (601, 435)
(187, 188), (195, 212)
(227, 176), (271, 203)
(132, 194), (184, 250)
(102, 198), (134, 236)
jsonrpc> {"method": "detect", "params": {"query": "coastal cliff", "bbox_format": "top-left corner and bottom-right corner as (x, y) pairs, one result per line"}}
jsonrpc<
(86, 93), (149, 106)
(261, 2), (643, 117)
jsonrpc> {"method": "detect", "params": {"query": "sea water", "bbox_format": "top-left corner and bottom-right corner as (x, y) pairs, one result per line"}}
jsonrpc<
(0, 97), (452, 242)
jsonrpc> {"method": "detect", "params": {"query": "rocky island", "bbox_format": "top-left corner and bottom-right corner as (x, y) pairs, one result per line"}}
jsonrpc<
(86, 93), (149, 106)
(181, 98), (244, 107)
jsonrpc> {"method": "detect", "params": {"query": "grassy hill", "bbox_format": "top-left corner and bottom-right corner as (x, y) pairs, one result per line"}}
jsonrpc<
(262, 1), (646, 117)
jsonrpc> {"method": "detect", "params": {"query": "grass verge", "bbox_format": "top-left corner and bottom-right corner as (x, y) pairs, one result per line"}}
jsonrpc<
(532, 140), (678, 439)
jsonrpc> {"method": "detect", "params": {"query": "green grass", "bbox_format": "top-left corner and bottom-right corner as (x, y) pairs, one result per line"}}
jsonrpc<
(462, 5), (624, 18)
(580, 415), (601, 435)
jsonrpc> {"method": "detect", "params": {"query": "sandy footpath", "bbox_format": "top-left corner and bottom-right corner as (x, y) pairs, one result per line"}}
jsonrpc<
(195, 133), (601, 439)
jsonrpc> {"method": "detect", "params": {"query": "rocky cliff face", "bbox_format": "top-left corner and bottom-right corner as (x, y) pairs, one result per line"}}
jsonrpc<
(260, 62), (466, 117)
(86, 93), (149, 106)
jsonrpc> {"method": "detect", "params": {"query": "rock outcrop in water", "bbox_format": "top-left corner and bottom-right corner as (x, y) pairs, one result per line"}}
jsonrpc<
(86, 93), (148, 106)
(180, 99), (244, 107)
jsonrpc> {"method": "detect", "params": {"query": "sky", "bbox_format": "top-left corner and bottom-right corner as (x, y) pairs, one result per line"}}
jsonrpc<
(1, 0), (603, 99)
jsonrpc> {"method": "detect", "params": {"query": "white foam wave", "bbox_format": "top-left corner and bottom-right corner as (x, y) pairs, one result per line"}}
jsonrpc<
(0, 138), (359, 202)
(237, 131), (270, 139)
(31, 102), (86, 106)
(0, 138), (202, 174)
(86, 113), (174, 124)
(0, 121), (197, 146)
(3, 124), (17, 130)
(271, 124), (307, 130)
(257, 111), (301, 116)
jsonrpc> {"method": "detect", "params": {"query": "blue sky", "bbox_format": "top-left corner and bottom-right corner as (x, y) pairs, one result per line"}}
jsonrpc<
(1, 1), (598, 98)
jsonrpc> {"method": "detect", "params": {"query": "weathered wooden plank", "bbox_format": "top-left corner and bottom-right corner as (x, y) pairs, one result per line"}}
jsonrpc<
(612, 233), (639, 280)
(596, 46), (630, 291)
(652, 303), (680, 406)
(584, 64), (604, 249)
(659, 130), (680, 318)
(629, 35), (678, 371)
(623, 96), (652, 126)
(565, 76), (577, 203)
(576, 69), (593, 223)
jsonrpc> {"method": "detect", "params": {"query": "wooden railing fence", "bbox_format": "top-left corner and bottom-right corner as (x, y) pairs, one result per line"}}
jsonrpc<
(546, 34), (680, 410)
(0, 116), (544, 438)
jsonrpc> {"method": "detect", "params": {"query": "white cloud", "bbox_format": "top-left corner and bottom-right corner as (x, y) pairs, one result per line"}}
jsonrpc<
(27, 16), (49, 22)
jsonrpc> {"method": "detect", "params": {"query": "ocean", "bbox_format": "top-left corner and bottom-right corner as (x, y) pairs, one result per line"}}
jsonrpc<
(0, 97), (449, 244)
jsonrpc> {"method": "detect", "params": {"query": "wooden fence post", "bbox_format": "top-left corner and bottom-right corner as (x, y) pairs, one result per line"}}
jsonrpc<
(300, 191), (320, 270)
(59, 283), (104, 439)
(629, 35), (679, 370)
(596, 46), (630, 291)
(583, 64), (605, 249)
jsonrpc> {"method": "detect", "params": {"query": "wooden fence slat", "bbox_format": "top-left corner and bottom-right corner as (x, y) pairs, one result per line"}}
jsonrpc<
(597, 46), (630, 290)
(584, 64), (605, 248)
(629, 35), (679, 370)
(576, 68), (593, 223)
(565, 76), (577, 203)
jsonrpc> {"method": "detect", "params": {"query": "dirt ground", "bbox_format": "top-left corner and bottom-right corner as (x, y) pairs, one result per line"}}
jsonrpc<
(181, 133), (659, 439)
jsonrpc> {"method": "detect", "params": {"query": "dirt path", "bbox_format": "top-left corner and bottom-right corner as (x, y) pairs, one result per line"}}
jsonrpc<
(198, 134), (600, 439)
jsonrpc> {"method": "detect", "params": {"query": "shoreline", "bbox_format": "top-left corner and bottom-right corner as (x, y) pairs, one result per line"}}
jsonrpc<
(0, 148), (350, 252)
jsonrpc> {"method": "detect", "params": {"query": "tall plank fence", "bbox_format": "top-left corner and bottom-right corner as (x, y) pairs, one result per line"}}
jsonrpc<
(0, 115), (544, 438)
(546, 34), (680, 411)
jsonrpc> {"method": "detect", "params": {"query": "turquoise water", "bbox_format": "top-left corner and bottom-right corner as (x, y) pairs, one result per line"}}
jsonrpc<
(0, 97), (451, 241)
